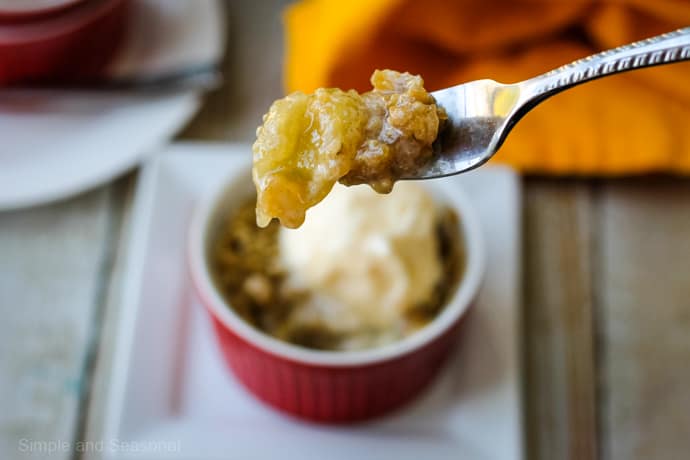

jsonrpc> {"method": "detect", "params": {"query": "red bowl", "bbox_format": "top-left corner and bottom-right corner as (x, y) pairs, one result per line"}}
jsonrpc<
(189, 164), (485, 423)
(0, 0), (86, 23)
(0, 0), (128, 85)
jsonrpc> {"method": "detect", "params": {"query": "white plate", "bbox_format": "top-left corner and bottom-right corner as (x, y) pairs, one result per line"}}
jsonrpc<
(100, 143), (523, 460)
(0, 0), (224, 211)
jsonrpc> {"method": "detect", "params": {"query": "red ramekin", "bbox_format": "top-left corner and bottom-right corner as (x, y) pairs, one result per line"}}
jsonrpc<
(188, 164), (485, 423)
(0, 0), (128, 85)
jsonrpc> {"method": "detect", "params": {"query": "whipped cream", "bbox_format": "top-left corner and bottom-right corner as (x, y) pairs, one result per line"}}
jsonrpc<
(279, 182), (442, 336)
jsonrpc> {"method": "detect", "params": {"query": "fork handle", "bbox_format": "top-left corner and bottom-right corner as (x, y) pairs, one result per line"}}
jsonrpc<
(521, 27), (690, 108)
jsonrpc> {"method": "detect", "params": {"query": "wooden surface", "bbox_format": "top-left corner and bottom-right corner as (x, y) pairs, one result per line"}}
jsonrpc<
(0, 180), (129, 460)
(523, 181), (598, 459)
(2, 2), (690, 459)
(598, 181), (690, 460)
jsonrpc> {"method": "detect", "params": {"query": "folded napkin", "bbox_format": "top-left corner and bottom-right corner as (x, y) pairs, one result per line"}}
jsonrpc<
(284, 0), (690, 175)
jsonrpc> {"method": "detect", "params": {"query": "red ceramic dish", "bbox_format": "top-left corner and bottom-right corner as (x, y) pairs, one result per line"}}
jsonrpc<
(0, 0), (85, 23)
(0, 0), (128, 85)
(188, 166), (485, 423)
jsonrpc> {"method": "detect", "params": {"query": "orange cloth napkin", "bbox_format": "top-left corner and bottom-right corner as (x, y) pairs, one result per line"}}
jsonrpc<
(284, 0), (690, 175)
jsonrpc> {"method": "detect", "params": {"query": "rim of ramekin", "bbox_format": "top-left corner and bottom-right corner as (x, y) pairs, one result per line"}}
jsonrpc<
(0, 0), (82, 13)
(0, 0), (84, 20)
(188, 162), (485, 367)
(0, 0), (121, 42)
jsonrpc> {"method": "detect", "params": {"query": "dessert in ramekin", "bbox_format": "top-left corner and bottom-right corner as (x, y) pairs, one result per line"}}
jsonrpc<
(189, 163), (484, 423)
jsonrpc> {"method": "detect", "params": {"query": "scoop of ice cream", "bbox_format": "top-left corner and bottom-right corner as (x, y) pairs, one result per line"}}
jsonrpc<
(278, 182), (442, 333)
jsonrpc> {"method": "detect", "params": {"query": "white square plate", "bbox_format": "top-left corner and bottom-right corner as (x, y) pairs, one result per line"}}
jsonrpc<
(100, 143), (523, 460)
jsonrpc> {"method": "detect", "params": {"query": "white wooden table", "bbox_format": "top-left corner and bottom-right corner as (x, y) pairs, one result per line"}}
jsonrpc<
(2, 2), (689, 459)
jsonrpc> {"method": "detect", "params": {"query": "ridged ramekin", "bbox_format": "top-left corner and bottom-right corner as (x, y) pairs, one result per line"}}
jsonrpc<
(189, 164), (485, 423)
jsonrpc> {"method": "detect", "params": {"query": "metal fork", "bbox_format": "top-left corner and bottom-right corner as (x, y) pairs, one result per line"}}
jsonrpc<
(412, 27), (690, 179)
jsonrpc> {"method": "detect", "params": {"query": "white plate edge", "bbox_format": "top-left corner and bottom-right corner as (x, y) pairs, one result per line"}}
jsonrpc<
(100, 144), (525, 459)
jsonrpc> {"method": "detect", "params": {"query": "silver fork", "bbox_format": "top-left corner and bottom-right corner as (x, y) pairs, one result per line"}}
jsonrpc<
(412, 27), (690, 179)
